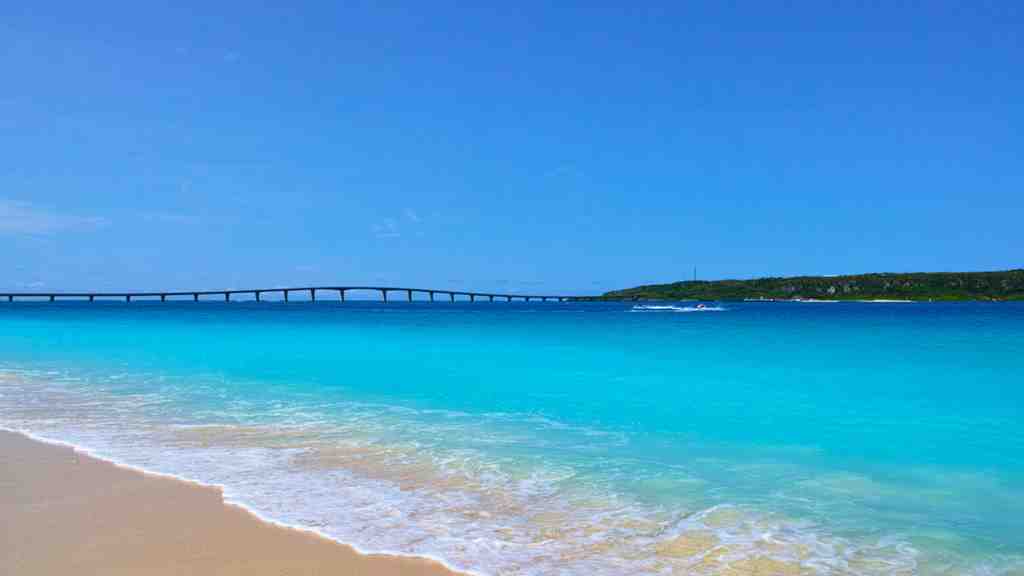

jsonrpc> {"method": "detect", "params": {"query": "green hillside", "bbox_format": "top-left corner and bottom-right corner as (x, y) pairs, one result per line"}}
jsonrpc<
(602, 270), (1024, 301)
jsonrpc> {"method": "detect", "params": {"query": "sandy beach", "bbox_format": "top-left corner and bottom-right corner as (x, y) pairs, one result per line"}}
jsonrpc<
(0, 429), (460, 576)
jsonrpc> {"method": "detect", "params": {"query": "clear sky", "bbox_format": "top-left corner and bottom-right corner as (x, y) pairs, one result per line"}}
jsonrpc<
(2, 2), (1021, 294)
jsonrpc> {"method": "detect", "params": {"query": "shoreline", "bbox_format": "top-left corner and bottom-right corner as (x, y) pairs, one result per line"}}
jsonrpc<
(0, 428), (465, 576)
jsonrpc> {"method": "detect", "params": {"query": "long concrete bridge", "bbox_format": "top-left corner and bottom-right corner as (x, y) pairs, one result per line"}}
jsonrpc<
(0, 286), (609, 303)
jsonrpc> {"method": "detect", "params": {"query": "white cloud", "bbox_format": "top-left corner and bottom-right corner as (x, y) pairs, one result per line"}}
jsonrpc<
(139, 211), (200, 225)
(0, 199), (108, 235)
(373, 210), (427, 239)
(372, 218), (400, 239)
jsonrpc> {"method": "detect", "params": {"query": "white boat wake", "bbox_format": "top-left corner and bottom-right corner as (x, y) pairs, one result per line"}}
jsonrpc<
(630, 304), (727, 313)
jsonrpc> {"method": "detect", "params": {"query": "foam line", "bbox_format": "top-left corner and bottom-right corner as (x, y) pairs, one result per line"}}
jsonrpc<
(1, 426), (481, 576)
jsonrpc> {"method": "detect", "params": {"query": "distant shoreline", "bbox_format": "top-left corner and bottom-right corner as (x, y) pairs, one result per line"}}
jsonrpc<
(605, 269), (1024, 302)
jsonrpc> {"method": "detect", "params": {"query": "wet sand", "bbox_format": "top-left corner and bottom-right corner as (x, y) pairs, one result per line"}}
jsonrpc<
(0, 429), (461, 576)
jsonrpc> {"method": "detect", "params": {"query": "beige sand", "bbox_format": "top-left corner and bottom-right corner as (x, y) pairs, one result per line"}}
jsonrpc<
(0, 430), (461, 576)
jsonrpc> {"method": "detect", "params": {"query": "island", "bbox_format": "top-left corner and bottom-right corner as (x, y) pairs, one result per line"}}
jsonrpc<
(602, 270), (1024, 302)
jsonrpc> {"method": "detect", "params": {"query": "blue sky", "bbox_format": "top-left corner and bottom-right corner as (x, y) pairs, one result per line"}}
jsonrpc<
(2, 2), (1021, 294)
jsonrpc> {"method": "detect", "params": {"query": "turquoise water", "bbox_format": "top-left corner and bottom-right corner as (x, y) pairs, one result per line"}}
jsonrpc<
(1, 301), (1022, 574)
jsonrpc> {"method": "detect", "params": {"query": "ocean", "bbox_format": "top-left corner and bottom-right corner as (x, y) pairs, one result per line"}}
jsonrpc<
(1, 300), (1022, 575)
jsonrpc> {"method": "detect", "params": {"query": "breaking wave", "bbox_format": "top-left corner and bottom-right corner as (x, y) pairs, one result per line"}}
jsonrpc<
(5, 367), (1021, 575)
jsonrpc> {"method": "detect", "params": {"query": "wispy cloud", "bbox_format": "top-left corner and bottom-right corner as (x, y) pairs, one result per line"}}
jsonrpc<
(139, 211), (200, 225)
(372, 218), (400, 239)
(372, 209), (427, 239)
(0, 199), (108, 235)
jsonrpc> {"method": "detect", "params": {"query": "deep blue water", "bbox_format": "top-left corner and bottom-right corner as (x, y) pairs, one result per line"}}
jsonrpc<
(1, 301), (1022, 575)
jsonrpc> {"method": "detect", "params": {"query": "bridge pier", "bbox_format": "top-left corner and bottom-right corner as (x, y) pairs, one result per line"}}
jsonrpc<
(2, 287), (587, 305)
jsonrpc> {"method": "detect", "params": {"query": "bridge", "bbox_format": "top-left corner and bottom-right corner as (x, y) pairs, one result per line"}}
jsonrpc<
(0, 286), (608, 303)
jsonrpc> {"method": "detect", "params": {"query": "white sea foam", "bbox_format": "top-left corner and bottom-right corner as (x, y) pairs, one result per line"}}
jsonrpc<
(631, 304), (727, 313)
(854, 299), (915, 303)
(1, 367), (1018, 576)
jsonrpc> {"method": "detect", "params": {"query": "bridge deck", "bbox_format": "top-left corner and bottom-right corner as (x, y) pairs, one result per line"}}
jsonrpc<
(0, 286), (608, 303)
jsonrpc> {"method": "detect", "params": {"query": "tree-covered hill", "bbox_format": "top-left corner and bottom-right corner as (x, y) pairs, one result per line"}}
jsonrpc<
(602, 270), (1024, 301)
